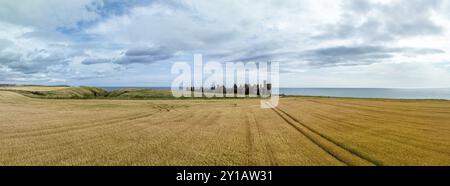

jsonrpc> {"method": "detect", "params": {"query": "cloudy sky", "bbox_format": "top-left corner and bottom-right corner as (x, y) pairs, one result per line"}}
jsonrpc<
(1, 0), (450, 88)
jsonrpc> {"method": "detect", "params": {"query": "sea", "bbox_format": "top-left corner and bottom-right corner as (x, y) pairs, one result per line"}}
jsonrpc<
(100, 87), (450, 100)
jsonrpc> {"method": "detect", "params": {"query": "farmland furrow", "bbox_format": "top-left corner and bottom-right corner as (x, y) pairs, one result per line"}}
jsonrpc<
(280, 101), (450, 154)
(292, 100), (450, 133)
(4, 112), (154, 139)
(113, 109), (219, 165)
(1, 113), (161, 164)
(307, 99), (448, 121)
(246, 109), (277, 165)
(266, 102), (378, 166)
(244, 111), (254, 165)
(0, 109), (191, 162)
(60, 110), (196, 165)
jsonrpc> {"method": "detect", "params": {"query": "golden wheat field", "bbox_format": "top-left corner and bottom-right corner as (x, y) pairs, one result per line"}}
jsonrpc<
(1, 89), (450, 166)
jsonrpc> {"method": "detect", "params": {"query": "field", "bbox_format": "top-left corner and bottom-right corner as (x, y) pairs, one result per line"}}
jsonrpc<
(1, 88), (450, 165)
(0, 86), (69, 92)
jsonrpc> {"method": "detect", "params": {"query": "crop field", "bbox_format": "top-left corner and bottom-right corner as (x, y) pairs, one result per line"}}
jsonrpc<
(1, 89), (450, 165)
(0, 86), (69, 92)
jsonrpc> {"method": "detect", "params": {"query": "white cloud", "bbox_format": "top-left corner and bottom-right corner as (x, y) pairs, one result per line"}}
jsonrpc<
(1, 0), (450, 87)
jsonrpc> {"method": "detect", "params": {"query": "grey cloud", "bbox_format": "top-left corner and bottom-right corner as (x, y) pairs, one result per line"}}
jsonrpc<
(115, 55), (170, 64)
(125, 47), (164, 56)
(392, 47), (445, 54)
(302, 46), (445, 67)
(0, 52), (19, 64)
(211, 41), (288, 62)
(82, 58), (112, 65)
(229, 51), (292, 63)
(117, 46), (174, 64)
(9, 56), (69, 74)
(0, 49), (70, 74)
(309, 46), (444, 57)
(303, 47), (393, 67)
(82, 46), (175, 65)
(224, 45), (445, 68)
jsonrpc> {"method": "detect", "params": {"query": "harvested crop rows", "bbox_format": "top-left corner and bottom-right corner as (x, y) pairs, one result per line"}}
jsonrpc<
(1, 91), (450, 165)
(267, 102), (376, 165)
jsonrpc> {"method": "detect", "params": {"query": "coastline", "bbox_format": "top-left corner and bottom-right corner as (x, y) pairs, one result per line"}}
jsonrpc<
(1, 85), (450, 101)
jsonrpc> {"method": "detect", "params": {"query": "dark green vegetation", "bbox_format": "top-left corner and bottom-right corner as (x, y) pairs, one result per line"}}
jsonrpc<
(7, 87), (109, 99)
(106, 88), (174, 99)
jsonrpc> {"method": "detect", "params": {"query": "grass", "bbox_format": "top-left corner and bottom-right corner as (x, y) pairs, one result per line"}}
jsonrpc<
(106, 88), (174, 99)
(0, 86), (69, 92)
(0, 86), (172, 99)
(0, 87), (449, 165)
(0, 86), (108, 99)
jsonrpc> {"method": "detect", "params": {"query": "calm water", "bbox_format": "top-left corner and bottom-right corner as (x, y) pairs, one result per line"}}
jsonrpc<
(100, 87), (450, 100)
(279, 88), (450, 100)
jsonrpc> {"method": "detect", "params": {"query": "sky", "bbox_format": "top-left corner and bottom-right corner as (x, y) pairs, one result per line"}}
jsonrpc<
(1, 0), (450, 88)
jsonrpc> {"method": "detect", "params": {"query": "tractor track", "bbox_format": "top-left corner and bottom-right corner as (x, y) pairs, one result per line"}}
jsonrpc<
(244, 110), (278, 165)
(266, 102), (379, 166)
(5, 112), (155, 139)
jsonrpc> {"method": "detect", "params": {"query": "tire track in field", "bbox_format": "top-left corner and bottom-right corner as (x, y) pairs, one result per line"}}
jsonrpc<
(266, 102), (379, 166)
(298, 100), (450, 139)
(1, 106), (192, 164)
(246, 110), (277, 165)
(5, 112), (155, 139)
(6, 112), (149, 135)
(5, 119), (154, 165)
(307, 99), (442, 121)
(243, 110), (254, 165)
(12, 108), (193, 155)
(45, 110), (194, 165)
(118, 109), (220, 165)
(5, 109), (194, 165)
(305, 99), (450, 131)
(299, 107), (450, 156)
(2, 112), (162, 163)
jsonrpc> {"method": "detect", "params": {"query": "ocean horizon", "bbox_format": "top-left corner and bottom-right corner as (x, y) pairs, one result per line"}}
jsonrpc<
(100, 87), (450, 100)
